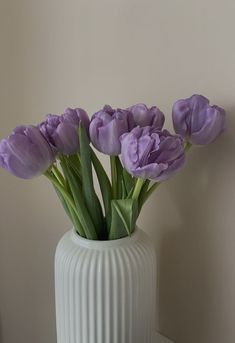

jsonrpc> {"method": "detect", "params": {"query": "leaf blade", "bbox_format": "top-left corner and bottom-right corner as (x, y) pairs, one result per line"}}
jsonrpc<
(60, 159), (98, 240)
(79, 124), (105, 238)
(54, 186), (85, 237)
(109, 199), (138, 240)
(91, 149), (112, 232)
(123, 168), (135, 194)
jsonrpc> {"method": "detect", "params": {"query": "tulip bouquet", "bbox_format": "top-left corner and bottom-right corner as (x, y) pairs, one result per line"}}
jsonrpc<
(0, 95), (225, 240)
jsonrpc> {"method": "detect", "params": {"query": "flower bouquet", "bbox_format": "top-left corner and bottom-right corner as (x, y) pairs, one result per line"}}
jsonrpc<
(0, 94), (225, 240)
(0, 94), (225, 343)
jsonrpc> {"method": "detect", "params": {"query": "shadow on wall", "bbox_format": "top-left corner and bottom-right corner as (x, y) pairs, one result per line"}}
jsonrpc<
(145, 108), (235, 343)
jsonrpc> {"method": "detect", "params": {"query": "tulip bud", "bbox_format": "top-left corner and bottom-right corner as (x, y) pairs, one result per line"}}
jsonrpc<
(39, 108), (90, 155)
(172, 94), (226, 145)
(121, 127), (185, 181)
(0, 126), (54, 179)
(89, 105), (134, 156)
(128, 103), (165, 130)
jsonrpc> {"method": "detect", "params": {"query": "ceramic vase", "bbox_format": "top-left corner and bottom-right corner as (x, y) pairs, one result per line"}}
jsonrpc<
(55, 228), (156, 343)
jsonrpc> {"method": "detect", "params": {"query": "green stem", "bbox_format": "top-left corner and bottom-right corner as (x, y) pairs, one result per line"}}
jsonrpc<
(53, 184), (85, 237)
(185, 142), (192, 152)
(77, 153), (82, 165)
(67, 206), (86, 237)
(132, 178), (145, 201)
(138, 179), (151, 210)
(44, 171), (78, 215)
(67, 154), (81, 178)
(52, 165), (65, 185)
(142, 182), (160, 204)
(110, 156), (117, 199)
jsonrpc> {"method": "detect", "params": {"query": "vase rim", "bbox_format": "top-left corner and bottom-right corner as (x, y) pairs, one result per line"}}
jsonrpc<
(70, 226), (142, 249)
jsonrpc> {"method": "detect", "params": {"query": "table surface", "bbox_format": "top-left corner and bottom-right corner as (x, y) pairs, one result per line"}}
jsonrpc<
(156, 332), (174, 343)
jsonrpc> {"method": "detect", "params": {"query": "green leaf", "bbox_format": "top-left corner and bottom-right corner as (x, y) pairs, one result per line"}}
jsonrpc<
(138, 179), (151, 212)
(53, 185), (72, 220)
(67, 154), (82, 179)
(121, 179), (127, 199)
(91, 149), (112, 231)
(115, 156), (124, 199)
(52, 165), (65, 185)
(109, 198), (138, 240)
(45, 170), (87, 237)
(123, 169), (135, 195)
(54, 186), (85, 237)
(59, 160), (98, 240)
(79, 124), (105, 239)
(141, 181), (160, 207)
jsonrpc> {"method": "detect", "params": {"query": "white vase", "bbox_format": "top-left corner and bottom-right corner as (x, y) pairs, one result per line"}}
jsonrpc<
(55, 228), (157, 343)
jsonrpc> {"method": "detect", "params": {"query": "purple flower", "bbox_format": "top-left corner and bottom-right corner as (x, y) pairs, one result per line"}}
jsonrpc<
(172, 94), (226, 145)
(89, 105), (134, 155)
(128, 103), (165, 130)
(39, 107), (90, 155)
(0, 126), (54, 179)
(63, 107), (90, 131)
(121, 127), (185, 181)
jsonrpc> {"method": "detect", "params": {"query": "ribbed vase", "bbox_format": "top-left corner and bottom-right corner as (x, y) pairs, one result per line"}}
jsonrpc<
(55, 228), (156, 343)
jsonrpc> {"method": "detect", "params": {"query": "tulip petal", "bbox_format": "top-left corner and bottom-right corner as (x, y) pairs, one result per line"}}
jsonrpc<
(172, 94), (225, 145)
(53, 123), (79, 155)
(133, 163), (168, 180)
(156, 154), (186, 182)
(120, 132), (139, 172)
(138, 135), (157, 166)
(39, 107), (89, 155)
(129, 103), (165, 130)
(89, 105), (140, 155)
(97, 120), (122, 155)
(191, 106), (226, 145)
(63, 108), (90, 135)
(0, 126), (54, 179)
(121, 126), (185, 181)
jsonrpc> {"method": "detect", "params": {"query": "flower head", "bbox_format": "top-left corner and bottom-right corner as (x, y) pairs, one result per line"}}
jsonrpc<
(39, 107), (90, 155)
(172, 94), (226, 145)
(128, 103), (165, 130)
(121, 126), (185, 181)
(0, 126), (54, 179)
(89, 105), (134, 155)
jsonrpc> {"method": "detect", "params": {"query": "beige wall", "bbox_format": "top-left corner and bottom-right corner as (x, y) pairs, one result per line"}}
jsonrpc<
(0, 1), (235, 342)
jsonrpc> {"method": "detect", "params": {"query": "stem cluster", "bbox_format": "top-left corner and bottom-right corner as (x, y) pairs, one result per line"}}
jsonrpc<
(45, 128), (193, 240)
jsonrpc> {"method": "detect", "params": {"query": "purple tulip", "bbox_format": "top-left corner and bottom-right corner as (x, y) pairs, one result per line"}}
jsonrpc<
(128, 103), (165, 130)
(121, 127), (185, 181)
(63, 107), (90, 132)
(0, 126), (54, 179)
(172, 94), (226, 145)
(39, 107), (90, 155)
(89, 105), (134, 155)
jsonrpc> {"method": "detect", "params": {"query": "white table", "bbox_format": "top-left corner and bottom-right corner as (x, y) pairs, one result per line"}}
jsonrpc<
(156, 332), (174, 343)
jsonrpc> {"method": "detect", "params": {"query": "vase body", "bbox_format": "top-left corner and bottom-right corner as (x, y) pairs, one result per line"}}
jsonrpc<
(55, 228), (156, 343)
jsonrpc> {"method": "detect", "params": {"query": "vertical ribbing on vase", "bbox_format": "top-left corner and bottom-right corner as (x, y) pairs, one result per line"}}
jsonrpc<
(104, 250), (111, 343)
(136, 243), (151, 342)
(55, 229), (156, 343)
(135, 241), (149, 342)
(125, 246), (138, 342)
(75, 249), (87, 342)
(120, 247), (134, 343)
(96, 250), (104, 343)
(88, 250), (98, 343)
